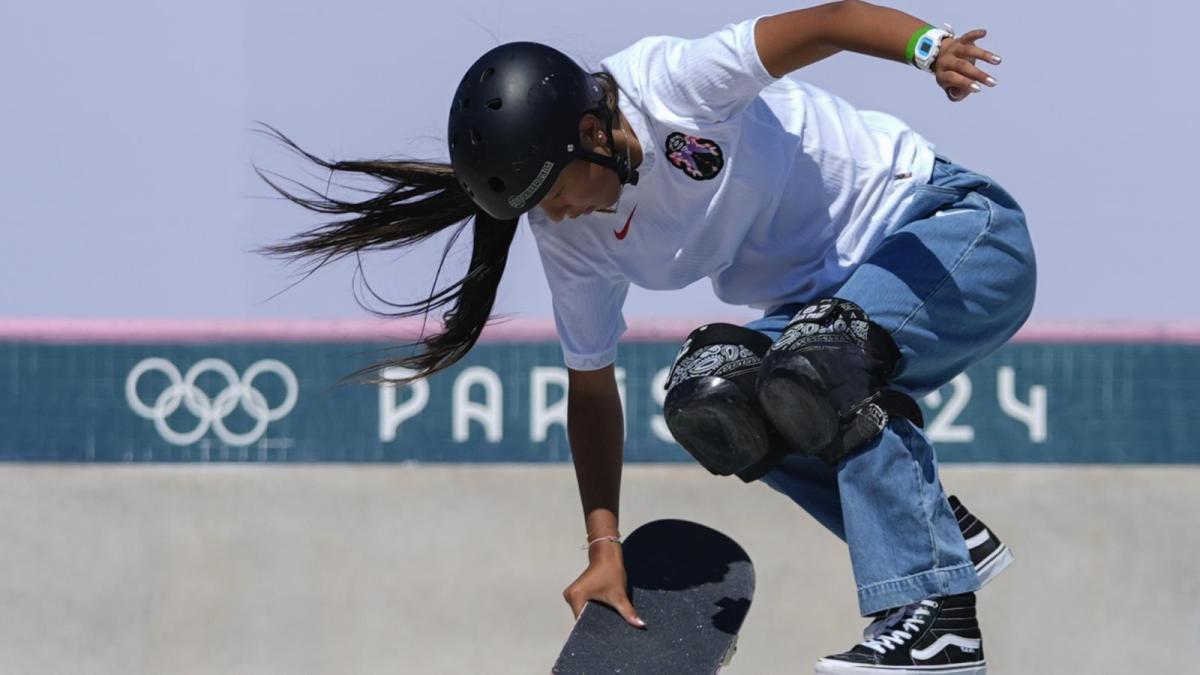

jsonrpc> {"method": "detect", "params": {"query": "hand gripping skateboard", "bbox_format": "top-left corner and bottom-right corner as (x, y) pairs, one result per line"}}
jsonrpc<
(553, 519), (755, 674)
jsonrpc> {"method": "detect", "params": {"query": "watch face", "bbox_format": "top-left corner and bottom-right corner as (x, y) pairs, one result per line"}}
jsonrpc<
(918, 38), (934, 57)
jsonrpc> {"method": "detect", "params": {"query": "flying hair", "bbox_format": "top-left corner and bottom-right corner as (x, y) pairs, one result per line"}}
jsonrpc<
(255, 72), (621, 384)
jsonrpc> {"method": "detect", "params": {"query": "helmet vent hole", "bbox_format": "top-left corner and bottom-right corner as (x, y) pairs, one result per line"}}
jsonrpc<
(487, 177), (505, 193)
(486, 98), (503, 111)
(470, 129), (482, 145)
(480, 67), (494, 83)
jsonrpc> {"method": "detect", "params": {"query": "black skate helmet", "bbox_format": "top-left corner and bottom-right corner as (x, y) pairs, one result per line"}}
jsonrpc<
(448, 42), (638, 220)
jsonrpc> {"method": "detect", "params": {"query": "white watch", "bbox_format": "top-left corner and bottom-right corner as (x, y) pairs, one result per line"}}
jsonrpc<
(913, 26), (955, 73)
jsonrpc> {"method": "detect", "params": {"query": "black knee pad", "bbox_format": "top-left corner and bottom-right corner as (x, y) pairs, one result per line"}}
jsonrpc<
(756, 298), (924, 464)
(663, 323), (786, 482)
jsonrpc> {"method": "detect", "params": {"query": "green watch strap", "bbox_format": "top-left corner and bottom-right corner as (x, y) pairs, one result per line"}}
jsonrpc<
(905, 24), (935, 65)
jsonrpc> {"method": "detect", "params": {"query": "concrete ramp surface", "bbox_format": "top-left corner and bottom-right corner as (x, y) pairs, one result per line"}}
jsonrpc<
(0, 464), (1196, 674)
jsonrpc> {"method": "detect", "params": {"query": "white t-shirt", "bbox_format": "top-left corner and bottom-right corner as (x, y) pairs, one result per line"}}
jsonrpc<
(527, 16), (937, 370)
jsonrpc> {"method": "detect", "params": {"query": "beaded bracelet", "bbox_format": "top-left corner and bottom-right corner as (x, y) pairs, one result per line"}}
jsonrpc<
(582, 535), (622, 550)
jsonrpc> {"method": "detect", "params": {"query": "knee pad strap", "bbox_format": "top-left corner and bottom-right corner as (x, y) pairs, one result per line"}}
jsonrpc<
(757, 298), (924, 464)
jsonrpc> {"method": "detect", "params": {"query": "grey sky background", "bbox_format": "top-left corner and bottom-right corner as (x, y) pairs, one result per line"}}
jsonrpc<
(2, 1), (1196, 321)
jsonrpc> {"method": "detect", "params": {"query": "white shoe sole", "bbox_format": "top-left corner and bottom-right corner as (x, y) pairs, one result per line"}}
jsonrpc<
(815, 659), (987, 674)
(975, 542), (1014, 588)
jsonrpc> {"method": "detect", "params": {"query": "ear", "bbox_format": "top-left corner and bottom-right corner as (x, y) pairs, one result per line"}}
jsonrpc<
(578, 114), (606, 151)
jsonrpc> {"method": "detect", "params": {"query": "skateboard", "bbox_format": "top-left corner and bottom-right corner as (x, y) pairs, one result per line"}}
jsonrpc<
(552, 519), (755, 674)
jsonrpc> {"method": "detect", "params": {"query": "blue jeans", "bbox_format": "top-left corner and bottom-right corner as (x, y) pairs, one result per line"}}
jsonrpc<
(744, 157), (1037, 616)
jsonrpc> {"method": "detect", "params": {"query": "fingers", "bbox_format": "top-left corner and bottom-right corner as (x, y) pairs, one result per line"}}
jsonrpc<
(939, 70), (980, 95)
(949, 58), (997, 88)
(939, 70), (980, 102)
(957, 28), (988, 45)
(612, 594), (647, 629)
(962, 44), (1002, 66)
(938, 29), (1001, 102)
(564, 588), (646, 628)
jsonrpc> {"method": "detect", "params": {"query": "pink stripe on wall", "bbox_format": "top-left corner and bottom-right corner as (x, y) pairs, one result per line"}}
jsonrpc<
(2, 317), (1200, 344)
(1007, 322), (1200, 344)
(0, 317), (551, 344)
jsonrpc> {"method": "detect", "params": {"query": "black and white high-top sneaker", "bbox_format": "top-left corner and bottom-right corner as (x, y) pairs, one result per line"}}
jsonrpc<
(948, 495), (1013, 587)
(861, 496), (1010, 641)
(815, 593), (986, 674)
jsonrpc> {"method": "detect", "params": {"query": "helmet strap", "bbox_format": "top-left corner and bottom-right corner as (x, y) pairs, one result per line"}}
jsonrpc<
(571, 105), (639, 186)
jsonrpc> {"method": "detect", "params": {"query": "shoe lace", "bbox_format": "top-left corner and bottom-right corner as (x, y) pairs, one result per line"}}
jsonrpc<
(860, 600), (938, 654)
(862, 605), (908, 640)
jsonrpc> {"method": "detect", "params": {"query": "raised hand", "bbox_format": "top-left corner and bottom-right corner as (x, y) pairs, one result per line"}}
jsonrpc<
(934, 29), (1003, 102)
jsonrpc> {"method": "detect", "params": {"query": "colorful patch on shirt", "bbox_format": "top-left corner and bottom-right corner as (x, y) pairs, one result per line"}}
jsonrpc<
(665, 132), (724, 181)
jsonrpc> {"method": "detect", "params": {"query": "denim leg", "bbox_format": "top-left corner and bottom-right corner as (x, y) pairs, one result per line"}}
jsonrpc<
(743, 309), (848, 541)
(836, 160), (1035, 614)
(759, 453), (845, 540)
(836, 421), (979, 615)
(747, 158), (1037, 616)
(840, 175), (1038, 399)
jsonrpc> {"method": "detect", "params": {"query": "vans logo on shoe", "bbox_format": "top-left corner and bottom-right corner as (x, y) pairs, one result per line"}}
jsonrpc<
(964, 529), (992, 549)
(910, 635), (982, 661)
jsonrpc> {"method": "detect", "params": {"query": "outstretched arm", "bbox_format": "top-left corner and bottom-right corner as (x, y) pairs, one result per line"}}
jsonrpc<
(560, 364), (646, 628)
(755, 0), (1002, 101)
(566, 365), (625, 550)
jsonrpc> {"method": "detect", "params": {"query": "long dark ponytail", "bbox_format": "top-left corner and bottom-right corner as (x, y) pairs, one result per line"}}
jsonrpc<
(256, 125), (518, 384)
(257, 71), (619, 384)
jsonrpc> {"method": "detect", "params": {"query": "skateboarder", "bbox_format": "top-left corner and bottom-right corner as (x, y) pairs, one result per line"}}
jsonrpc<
(263, 3), (1033, 672)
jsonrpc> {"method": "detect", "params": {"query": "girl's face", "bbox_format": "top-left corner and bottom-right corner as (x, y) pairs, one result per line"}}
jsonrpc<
(538, 115), (622, 223)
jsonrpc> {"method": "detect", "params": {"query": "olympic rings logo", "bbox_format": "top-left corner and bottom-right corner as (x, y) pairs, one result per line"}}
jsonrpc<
(125, 358), (299, 446)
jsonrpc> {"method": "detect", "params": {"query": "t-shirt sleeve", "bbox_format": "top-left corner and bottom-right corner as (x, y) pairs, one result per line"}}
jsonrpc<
(531, 223), (629, 371)
(636, 16), (781, 124)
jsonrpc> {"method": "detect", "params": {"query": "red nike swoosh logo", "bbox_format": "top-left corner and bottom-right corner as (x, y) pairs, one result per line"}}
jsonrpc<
(614, 205), (637, 240)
